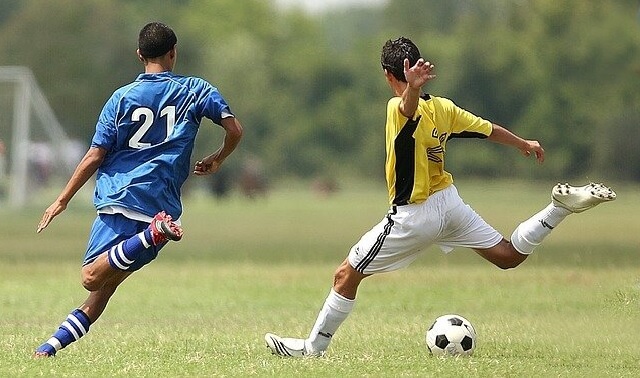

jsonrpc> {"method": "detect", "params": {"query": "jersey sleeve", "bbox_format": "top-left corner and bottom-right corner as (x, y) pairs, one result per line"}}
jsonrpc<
(90, 94), (118, 151)
(196, 80), (234, 126)
(443, 98), (492, 138)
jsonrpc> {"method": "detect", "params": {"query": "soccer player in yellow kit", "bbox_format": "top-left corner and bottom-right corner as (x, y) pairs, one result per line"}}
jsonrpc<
(265, 37), (615, 357)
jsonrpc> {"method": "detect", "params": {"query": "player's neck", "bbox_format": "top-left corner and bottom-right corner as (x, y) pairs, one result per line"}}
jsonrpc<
(392, 81), (408, 97)
(144, 62), (172, 74)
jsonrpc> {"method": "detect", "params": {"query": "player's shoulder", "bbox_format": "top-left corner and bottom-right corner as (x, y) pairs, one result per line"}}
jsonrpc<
(387, 96), (401, 107)
(428, 95), (454, 108)
(386, 94), (455, 112)
(172, 74), (216, 90)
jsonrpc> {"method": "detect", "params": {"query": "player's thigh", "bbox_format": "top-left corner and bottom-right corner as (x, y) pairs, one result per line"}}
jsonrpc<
(347, 205), (439, 274)
(84, 213), (163, 271)
(437, 201), (503, 253)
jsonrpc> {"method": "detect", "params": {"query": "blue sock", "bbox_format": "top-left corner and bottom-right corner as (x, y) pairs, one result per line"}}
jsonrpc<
(107, 230), (153, 271)
(36, 309), (91, 356)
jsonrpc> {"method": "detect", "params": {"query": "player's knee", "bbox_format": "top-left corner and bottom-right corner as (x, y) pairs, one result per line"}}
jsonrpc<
(81, 268), (102, 291)
(333, 264), (349, 285)
(332, 260), (367, 295)
(82, 275), (99, 291)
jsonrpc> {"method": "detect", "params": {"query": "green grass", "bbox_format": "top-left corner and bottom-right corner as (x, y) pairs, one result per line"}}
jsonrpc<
(1, 179), (639, 377)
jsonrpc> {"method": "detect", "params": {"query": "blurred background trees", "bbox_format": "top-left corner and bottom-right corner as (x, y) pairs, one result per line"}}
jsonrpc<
(0, 0), (638, 185)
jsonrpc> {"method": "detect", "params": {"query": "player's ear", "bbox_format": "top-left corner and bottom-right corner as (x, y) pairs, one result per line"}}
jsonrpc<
(383, 69), (394, 83)
(136, 49), (145, 63)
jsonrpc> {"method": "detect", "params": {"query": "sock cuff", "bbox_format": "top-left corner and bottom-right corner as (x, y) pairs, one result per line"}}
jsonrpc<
(328, 289), (355, 313)
(71, 308), (92, 329)
(510, 227), (537, 255)
(142, 229), (153, 248)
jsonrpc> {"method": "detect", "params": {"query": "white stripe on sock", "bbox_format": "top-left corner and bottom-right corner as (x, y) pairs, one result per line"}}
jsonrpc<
(68, 314), (87, 336)
(46, 337), (62, 351)
(116, 243), (134, 264)
(109, 246), (129, 270)
(62, 320), (80, 340)
(138, 232), (151, 249)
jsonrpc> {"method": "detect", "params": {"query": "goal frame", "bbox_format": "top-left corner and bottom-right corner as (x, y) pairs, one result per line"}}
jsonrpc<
(0, 66), (72, 208)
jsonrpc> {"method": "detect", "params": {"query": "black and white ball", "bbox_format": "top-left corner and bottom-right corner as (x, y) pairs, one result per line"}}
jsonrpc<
(426, 314), (477, 356)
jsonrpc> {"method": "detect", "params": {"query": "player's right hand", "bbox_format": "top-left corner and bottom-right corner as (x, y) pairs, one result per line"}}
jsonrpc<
(519, 140), (545, 164)
(404, 58), (436, 89)
(36, 200), (67, 233)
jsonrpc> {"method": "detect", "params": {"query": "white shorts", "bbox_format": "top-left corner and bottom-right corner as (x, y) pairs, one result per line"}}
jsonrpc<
(347, 185), (503, 274)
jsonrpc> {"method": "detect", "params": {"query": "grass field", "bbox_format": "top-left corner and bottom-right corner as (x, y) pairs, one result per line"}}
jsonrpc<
(1, 179), (639, 377)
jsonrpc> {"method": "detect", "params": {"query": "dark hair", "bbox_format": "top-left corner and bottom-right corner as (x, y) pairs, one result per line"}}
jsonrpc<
(380, 37), (422, 82)
(138, 22), (177, 59)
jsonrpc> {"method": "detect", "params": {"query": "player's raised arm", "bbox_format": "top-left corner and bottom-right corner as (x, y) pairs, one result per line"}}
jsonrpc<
(36, 147), (106, 233)
(487, 124), (544, 163)
(399, 58), (436, 118)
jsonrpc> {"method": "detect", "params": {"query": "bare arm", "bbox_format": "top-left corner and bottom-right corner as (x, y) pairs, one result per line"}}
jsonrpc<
(399, 58), (436, 118)
(193, 116), (244, 176)
(488, 124), (545, 163)
(36, 146), (107, 233)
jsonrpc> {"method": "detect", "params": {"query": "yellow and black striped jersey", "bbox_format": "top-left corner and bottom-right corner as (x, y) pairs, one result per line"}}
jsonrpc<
(385, 94), (492, 206)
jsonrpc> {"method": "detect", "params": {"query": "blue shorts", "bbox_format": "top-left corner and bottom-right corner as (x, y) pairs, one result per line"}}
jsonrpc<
(84, 213), (166, 272)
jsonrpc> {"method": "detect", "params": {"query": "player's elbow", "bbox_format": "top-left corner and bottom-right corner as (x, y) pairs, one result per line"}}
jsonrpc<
(228, 122), (243, 141)
(222, 118), (244, 142)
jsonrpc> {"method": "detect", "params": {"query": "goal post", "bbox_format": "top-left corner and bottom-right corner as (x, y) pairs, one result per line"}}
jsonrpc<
(0, 66), (74, 208)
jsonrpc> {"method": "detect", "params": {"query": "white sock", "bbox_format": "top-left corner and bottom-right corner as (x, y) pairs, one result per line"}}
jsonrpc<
(510, 203), (572, 254)
(305, 289), (355, 353)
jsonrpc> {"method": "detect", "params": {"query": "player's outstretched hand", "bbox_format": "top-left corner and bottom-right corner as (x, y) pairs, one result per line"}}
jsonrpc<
(404, 58), (436, 89)
(36, 200), (67, 233)
(520, 140), (545, 163)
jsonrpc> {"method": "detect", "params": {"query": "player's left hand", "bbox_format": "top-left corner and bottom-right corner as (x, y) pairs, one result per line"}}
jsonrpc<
(193, 155), (222, 176)
(520, 140), (545, 163)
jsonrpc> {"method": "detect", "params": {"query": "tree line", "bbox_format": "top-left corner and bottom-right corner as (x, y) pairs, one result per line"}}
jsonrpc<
(0, 0), (638, 182)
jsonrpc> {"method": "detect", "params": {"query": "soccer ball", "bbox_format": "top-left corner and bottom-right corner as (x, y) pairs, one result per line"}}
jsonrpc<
(426, 314), (477, 356)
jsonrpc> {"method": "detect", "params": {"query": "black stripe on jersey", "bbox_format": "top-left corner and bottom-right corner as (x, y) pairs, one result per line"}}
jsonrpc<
(447, 131), (488, 140)
(393, 116), (421, 206)
(355, 207), (396, 273)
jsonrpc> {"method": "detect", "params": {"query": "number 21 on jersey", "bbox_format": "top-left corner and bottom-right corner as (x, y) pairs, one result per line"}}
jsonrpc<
(128, 106), (176, 149)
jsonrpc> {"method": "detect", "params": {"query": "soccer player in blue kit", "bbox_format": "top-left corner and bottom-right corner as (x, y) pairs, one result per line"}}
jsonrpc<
(33, 22), (243, 357)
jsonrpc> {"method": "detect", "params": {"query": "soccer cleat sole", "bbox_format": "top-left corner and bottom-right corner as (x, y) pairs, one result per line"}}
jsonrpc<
(552, 182), (616, 213)
(158, 220), (182, 241)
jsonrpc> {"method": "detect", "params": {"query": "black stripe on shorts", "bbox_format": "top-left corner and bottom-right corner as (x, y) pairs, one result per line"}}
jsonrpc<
(355, 207), (396, 273)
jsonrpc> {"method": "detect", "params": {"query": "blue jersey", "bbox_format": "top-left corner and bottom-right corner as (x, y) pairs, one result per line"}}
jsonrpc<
(90, 71), (232, 219)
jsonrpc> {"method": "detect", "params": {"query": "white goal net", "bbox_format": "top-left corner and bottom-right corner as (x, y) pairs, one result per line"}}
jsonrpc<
(0, 66), (81, 209)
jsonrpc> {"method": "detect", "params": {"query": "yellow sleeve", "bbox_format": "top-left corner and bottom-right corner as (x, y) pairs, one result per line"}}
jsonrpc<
(440, 97), (492, 136)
